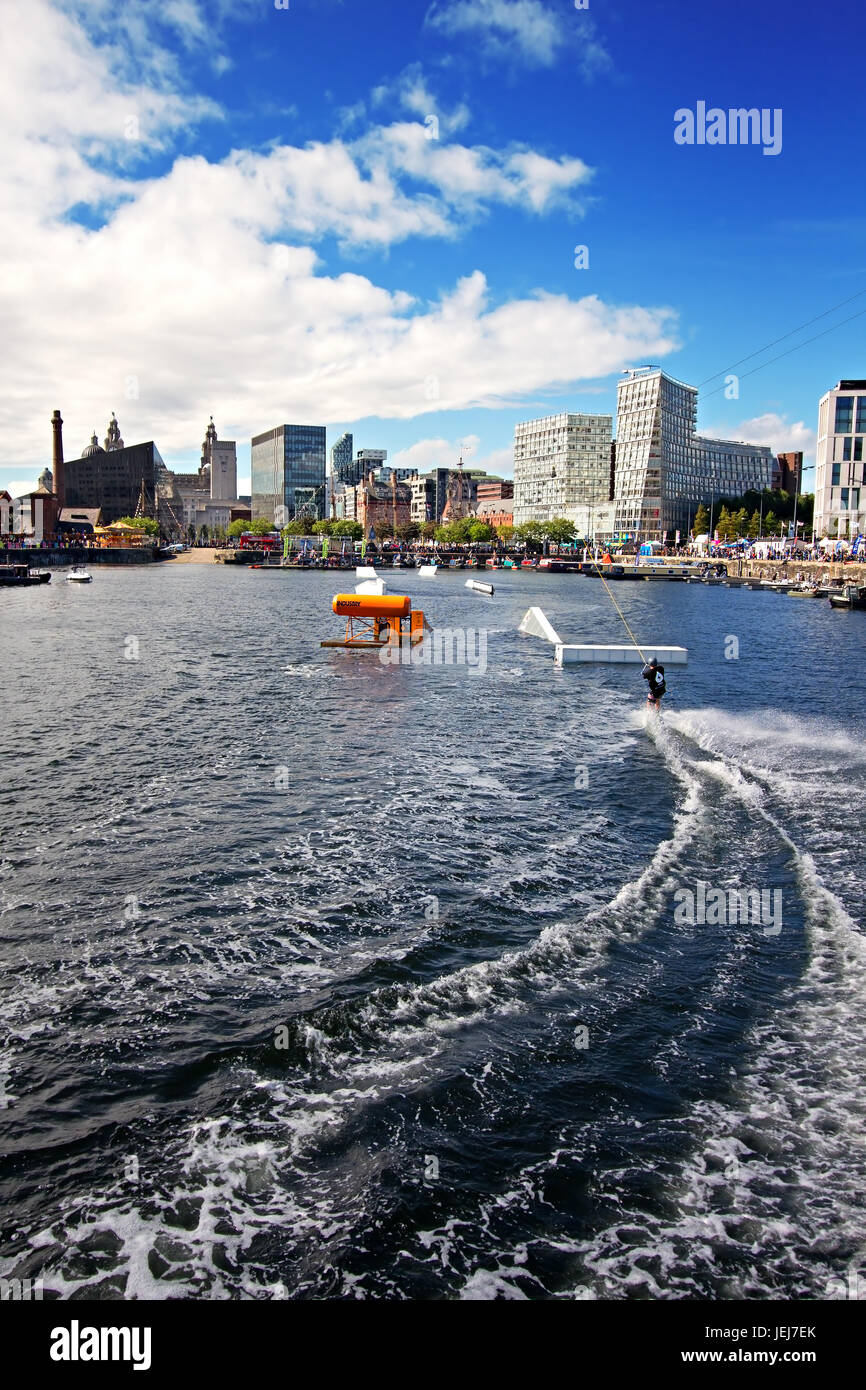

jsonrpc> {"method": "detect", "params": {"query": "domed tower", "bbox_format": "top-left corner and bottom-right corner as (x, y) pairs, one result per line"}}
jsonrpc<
(82, 432), (103, 458)
(104, 413), (124, 451)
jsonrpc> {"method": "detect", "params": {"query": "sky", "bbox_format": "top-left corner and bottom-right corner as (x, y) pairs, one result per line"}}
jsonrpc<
(1, 0), (864, 499)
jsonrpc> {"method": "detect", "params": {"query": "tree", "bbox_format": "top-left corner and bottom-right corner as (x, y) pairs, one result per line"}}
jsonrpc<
(515, 521), (545, 544)
(117, 515), (158, 536)
(435, 518), (473, 544)
(332, 520), (363, 539)
(199, 524), (209, 541)
(734, 507), (749, 538)
(228, 518), (250, 538)
(282, 519), (308, 536)
(247, 516), (276, 536)
(747, 509), (761, 540)
(496, 523), (515, 543)
(541, 518), (577, 545)
(396, 521), (421, 542)
(312, 520), (334, 535)
(373, 520), (394, 540)
(764, 511), (778, 535)
(716, 506), (733, 541)
(467, 520), (494, 543)
(693, 504), (710, 536)
(421, 520), (437, 540)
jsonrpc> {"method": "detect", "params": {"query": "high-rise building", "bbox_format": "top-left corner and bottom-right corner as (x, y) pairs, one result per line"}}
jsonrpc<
(330, 431), (354, 481)
(251, 424), (327, 523)
(814, 381), (866, 539)
(612, 368), (774, 542)
(513, 413), (612, 526)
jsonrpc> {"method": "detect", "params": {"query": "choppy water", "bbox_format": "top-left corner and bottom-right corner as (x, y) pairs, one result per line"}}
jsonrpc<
(1, 564), (864, 1300)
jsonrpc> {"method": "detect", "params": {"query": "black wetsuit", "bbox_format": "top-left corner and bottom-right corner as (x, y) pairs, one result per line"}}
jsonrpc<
(642, 662), (666, 704)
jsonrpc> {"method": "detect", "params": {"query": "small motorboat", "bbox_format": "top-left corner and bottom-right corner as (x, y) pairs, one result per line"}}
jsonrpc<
(828, 583), (866, 610)
(66, 566), (93, 583)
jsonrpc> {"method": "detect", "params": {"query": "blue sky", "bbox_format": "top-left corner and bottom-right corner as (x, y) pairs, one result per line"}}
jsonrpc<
(2, 0), (864, 497)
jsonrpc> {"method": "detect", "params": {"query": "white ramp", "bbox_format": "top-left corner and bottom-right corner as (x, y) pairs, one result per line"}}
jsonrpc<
(555, 644), (688, 667)
(518, 607), (562, 645)
(355, 578), (386, 596)
(417, 564), (438, 578)
(355, 566), (377, 580)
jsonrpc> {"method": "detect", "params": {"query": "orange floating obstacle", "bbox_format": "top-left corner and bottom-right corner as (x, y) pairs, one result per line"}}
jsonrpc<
(322, 593), (428, 650)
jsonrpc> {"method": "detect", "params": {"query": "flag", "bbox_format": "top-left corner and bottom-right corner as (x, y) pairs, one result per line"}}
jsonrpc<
(322, 536), (329, 559)
(361, 537), (367, 558)
(283, 533), (289, 560)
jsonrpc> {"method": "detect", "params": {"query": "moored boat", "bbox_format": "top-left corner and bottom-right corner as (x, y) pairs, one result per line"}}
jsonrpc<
(828, 583), (866, 610)
(0, 563), (51, 587)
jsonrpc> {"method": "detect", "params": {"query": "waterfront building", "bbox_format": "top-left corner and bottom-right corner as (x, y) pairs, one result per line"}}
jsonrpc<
(64, 412), (168, 525)
(410, 467), (463, 526)
(57, 507), (102, 537)
(513, 413), (613, 526)
(355, 471), (412, 536)
(814, 381), (866, 539)
(476, 506), (513, 530)
(14, 483), (60, 540)
(475, 478), (513, 511)
(772, 451), (803, 495)
(173, 418), (241, 534)
(251, 423), (327, 524)
(612, 368), (774, 543)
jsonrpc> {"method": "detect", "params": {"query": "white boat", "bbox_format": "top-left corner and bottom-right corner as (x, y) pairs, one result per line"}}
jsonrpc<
(66, 566), (93, 583)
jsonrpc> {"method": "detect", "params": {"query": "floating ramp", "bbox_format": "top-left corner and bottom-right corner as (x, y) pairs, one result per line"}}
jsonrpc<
(518, 607), (562, 644)
(555, 644), (688, 667)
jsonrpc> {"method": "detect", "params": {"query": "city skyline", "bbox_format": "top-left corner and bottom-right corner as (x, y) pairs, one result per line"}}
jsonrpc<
(2, 0), (863, 502)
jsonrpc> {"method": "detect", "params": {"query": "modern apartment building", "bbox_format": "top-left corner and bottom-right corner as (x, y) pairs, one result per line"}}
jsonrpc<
(814, 381), (866, 538)
(612, 368), (774, 542)
(251, 424), (326, 523)
(512, 413), (612, 525)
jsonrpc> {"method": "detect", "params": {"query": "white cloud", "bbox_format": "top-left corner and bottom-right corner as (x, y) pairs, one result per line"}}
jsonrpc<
(390, 437), (514, 478)
(702, 412), (816, 463)
(425, 0), (612, 78)
(0, 1), (677, 469)
(0, 478), (43, 500)
(371, 63), (471, 136)
(427, 0), (564, 67)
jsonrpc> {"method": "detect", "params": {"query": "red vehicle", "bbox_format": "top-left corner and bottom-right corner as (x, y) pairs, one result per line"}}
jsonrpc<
(238, 532), (281, 551)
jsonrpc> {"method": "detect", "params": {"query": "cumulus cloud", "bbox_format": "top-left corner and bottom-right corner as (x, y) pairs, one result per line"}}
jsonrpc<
(388, 436), (514, 482)
(702, 412), (816, 463)
(0, 0), (675, 469)
(425, 0), (612, 78)
(371, 63), (471, 137)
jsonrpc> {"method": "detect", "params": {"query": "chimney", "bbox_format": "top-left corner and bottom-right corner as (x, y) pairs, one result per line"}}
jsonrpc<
(51, 409), (65, 507)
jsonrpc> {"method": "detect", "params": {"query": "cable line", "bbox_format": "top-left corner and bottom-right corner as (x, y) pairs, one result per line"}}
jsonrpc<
(697, 286), (866, 388)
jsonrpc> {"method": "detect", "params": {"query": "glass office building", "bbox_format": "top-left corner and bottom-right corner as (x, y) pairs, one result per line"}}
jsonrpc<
(251, 424), (327, 523)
